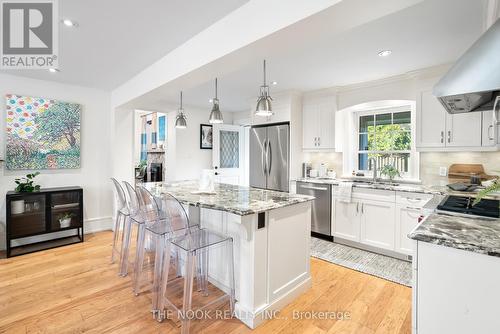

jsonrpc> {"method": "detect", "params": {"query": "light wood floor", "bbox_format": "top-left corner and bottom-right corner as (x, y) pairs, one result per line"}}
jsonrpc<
(0, 231), (411, 334)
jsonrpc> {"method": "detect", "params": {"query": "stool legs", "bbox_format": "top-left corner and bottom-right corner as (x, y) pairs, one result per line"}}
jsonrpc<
(111, 211), (123, 264)
(181, 251), (196, 334)
(133, 223), (146, 295)
(119, 217), (132, 276)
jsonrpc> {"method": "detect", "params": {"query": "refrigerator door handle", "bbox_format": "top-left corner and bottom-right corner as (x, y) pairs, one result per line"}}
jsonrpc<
(262, 139), (267, 175)
(267, 140), (272, 175)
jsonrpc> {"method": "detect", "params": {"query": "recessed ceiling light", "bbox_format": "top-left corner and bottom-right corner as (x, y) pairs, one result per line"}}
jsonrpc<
(48, 68), (59, 73)
(209, 99), (213, 103)
(271, 81), (278, 85)
(378, 50), (392, 57)
(62, 19), (78, 27)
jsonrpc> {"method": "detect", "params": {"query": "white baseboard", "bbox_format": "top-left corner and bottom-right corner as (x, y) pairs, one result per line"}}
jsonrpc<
(0, 216), (112, 250)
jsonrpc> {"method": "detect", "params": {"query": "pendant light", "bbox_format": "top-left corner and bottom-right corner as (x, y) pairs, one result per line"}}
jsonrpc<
(175, 91), (187, 129)
(208, 78), (223, 124)
(255, 59), (273, 117)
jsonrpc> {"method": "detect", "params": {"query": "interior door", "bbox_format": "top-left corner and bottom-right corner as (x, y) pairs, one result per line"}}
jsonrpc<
(249, 126), (267, 189)
(266, 124), (289, 192)
(212, 124), (244, 185)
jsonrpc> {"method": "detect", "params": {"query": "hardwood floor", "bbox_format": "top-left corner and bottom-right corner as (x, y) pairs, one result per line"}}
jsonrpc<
(0, 231), (411, 334)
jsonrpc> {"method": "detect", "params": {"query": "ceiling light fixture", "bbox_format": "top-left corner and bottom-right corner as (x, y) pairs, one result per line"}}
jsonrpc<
(378, 50), (392, 57)
(48, 68), (59, 73)
(62, 19), (78, 27)
(271, 81), (278, 85)
(255, 59), (273, 117)
(208, 78), (223, 124)
(175, 91), (187, 129)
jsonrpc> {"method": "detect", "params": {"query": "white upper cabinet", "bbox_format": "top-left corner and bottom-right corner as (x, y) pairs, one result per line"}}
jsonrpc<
(417, 90), (496, 151)
(445, 112), (482, 147)
(417, 90), (447, 148)
(482, 110), (498, 147)
(302, 95), (335, 150)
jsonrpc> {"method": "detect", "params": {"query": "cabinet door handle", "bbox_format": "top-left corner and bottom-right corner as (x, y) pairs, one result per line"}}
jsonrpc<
(356, 202), (359, 214)
(318, 137), (321, 147)
(447, 130), (451, 143)
(361, 203), (364, 214)
(488, 125), (494, 141)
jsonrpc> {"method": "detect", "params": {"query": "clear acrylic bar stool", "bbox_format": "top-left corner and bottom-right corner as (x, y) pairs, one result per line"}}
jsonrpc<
(153, 192), (236, 334)
(120, 181), (147, 277)
(110, 178), (129, 264)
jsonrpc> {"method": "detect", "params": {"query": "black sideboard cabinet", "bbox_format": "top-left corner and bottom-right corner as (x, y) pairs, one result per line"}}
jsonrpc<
(6, 186), (83, 257)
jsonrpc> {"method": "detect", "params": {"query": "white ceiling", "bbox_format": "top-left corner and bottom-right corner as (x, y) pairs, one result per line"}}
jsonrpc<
(0, 0), (250, 89)
(145, 0), (487, 112)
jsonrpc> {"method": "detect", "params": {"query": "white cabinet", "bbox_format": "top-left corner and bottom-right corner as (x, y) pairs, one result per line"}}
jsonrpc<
(417, 90), (447, 148)
(482, 110), (498, 147)
(332, 199), (360, 242)
(446, 112), (482, 147)
(302, 97), (335, 150)
(417, 90), (486, 150)
(359, 200), (395, 250)
(395, 205), (421, 255)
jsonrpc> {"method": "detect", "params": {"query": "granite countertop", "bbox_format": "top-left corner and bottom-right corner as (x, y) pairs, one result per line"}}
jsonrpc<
(409, 213), (500, 257)
(144, 181), (314, 216)
(295, 177), (444, 195)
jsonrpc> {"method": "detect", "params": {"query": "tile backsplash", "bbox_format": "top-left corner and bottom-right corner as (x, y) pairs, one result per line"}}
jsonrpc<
(303, 151), (500, 185)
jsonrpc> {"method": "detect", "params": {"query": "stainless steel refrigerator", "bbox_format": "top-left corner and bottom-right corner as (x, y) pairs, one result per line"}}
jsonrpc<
(249, 122), (289, 192)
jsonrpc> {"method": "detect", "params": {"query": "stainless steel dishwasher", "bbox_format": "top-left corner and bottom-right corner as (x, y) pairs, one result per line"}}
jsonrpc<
(297, 181), (332, 239)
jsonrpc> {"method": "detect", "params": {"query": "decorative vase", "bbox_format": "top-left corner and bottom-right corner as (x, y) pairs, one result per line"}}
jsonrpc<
(11, 200), (25, 214)
(59, 218), (71, 228)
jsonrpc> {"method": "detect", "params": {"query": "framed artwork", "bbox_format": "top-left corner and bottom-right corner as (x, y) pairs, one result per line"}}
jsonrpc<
(5, 94), (81, 170)
(200, 124), (213, 149)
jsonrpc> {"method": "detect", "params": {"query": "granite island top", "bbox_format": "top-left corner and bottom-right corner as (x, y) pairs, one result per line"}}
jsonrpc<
(409, 213), (500, 257)
(144, 181), (314, 216)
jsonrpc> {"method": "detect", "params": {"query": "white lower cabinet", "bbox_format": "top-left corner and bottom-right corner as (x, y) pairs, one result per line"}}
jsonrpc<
(332, 187), (432, 256)
(332, 199), (360, 242)
(359, 200), (395, 250)
(395, 205), (421, 255)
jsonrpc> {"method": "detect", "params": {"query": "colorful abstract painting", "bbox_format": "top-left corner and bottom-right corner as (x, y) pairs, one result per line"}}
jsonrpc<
(5, 94), (81, 170)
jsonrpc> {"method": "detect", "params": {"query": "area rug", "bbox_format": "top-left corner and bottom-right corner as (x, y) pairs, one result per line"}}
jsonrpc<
(310, 237), (412, 287)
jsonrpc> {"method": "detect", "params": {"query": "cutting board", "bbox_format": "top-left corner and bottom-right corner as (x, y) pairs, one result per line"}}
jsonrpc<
(448, 164), (493, 180)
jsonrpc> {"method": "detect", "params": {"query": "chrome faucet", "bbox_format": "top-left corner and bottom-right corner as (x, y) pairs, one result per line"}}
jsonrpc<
(368, 157), (378, 183)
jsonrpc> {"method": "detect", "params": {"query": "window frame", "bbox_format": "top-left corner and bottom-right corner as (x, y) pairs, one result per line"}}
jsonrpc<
(355, 106), (418, 180)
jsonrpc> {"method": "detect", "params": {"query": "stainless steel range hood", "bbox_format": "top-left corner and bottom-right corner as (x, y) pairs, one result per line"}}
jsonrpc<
(433, 19), (500, 114)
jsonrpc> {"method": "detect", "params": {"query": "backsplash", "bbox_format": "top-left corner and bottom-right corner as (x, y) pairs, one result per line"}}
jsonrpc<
(303, 151), (500, 185)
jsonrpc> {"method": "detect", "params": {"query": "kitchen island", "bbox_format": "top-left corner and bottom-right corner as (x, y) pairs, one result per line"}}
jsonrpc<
(145, 181), (314, 329)
(409, 212), (500, 334)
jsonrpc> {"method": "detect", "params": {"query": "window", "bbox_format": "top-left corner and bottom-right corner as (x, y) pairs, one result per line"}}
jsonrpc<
(357, 110), (413, 177)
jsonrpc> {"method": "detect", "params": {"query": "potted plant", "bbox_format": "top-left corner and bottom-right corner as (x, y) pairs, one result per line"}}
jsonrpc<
(11, 172), (41, 214)
(380, 164), (400, 182)
(473, 177), (500, 206)
(58, 212), (74, 228)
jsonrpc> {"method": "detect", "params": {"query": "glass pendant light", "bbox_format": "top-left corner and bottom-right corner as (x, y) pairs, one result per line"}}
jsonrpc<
(255, 59), (273, 117)
(175, 91), (187, 129)
(208, 78), (223, 124)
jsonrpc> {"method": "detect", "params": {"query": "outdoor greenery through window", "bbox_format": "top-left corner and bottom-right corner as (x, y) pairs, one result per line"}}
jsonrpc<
(358, 111), (411, 177)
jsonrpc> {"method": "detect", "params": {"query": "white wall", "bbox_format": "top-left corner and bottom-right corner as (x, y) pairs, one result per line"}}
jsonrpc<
(0, 73), (113, 249)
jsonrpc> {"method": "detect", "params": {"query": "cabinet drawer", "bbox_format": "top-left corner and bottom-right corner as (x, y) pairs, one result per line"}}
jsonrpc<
(352, 187), (395, 203)
(396, 192), (432, 207)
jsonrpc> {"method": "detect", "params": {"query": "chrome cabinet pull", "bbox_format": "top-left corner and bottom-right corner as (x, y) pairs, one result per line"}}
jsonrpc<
(440, 131), (444, 143)
(356, 202), (359, 214)
(262, 139), (267, 175)
(318, 137), (321, 147)
(447, 130), (451, 143)
(267, 140), (272, 175)
(488, 125), (494, 141)
(361, 203), (364, 214)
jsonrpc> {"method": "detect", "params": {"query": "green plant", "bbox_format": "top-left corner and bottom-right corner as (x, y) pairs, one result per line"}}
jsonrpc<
(473, 178), (500, 206)
(137, 160), (147, 169)
(14, 172), (41, 192)
(58, 212), (75, 220)
(380, 164), (400, 181)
